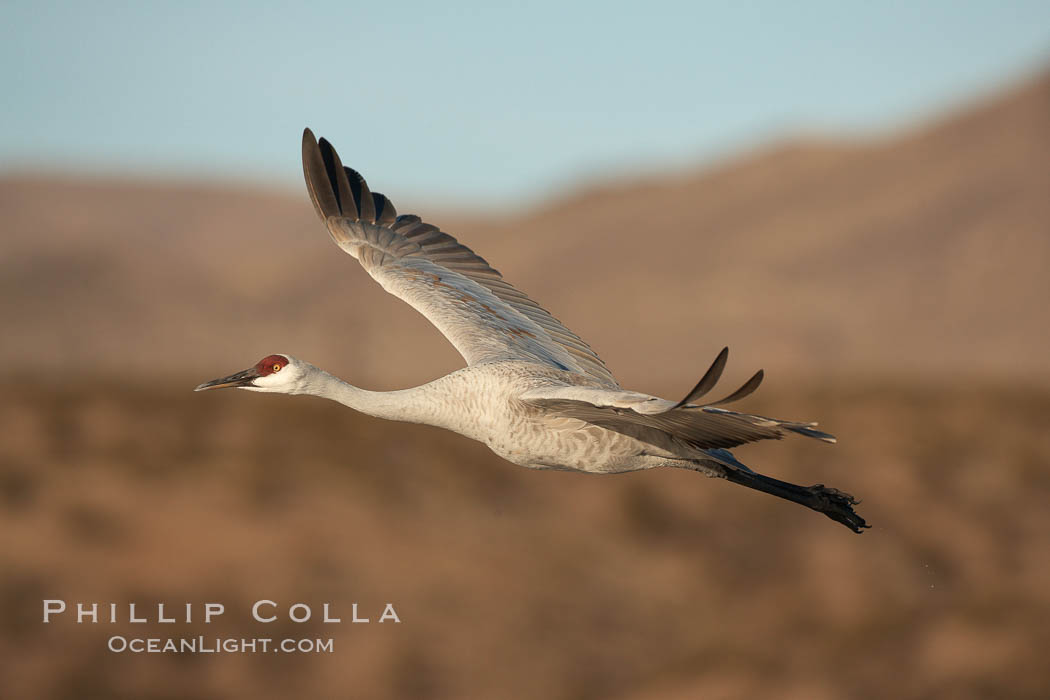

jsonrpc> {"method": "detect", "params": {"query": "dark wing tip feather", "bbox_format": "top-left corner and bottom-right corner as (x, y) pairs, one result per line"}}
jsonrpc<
(342, 167), (364, 218)
(669, 347), (729, 410)
(711, 369), (764, 406)
(372, 192), (397, 224)
(317, 137), (359, 220)
(302, 128), (341, 221)
(348, 166), (376, 221)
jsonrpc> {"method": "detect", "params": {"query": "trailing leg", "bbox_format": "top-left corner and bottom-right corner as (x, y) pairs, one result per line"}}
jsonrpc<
(722, 467), (868, 533)
(686, 451), (869, 533)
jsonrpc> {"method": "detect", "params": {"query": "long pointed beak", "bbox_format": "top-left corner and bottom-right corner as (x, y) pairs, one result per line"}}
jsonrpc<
(194, 367), (260, 392)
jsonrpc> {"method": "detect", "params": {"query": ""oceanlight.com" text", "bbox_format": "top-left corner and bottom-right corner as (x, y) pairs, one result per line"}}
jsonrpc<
(107, 636), (335, 654)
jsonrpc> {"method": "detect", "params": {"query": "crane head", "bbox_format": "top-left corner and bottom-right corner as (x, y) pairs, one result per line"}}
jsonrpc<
(195, 354), (301, 393)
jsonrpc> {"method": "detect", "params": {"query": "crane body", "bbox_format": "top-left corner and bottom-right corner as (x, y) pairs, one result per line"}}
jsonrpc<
(197, 130), (869, 533)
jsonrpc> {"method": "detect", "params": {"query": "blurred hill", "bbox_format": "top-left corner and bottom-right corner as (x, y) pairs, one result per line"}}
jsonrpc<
(2, 379), (1049, 700)
(3, 71), (1048, 392)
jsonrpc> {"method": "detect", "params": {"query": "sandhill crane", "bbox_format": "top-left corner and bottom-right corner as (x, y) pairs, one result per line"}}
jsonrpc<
(196, 129), (869, 533)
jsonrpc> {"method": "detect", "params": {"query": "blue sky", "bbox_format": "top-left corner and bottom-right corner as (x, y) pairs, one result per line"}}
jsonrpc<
(2, 1), (1048, 207)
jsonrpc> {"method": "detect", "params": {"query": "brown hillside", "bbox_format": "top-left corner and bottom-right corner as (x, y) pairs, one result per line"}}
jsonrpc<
(3, 380), (1049, 700)
(2, 72), (1047, 393)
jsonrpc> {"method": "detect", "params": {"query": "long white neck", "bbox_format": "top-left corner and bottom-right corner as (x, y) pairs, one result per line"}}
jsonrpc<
(294, 364), (434, 425)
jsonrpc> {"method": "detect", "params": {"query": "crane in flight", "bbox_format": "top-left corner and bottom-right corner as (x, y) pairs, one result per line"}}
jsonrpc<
(196, 130), (869, 533)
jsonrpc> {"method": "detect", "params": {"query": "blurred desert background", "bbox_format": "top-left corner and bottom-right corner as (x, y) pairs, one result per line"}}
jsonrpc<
(2, 29), (1050, 700)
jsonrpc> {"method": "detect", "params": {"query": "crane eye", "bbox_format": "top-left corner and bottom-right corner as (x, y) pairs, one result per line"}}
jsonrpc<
(272, 364), (282, 373)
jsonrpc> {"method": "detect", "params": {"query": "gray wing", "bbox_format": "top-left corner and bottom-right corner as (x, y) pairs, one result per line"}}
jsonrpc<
(520, 348), (835, 452)
(302, 129), (618, 386)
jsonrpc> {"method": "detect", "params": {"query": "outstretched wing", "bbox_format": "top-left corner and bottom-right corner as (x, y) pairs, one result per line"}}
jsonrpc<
(302, 129), (618, 386)
(520, 348), (835, 452)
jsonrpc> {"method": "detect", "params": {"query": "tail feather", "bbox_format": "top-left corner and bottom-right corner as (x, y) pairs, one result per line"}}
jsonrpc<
(783, 423), (837, 443)
(720, 463), (869, 533)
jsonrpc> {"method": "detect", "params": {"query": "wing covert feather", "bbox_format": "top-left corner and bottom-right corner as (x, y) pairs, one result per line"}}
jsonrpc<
(519, 386), (835, 451)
